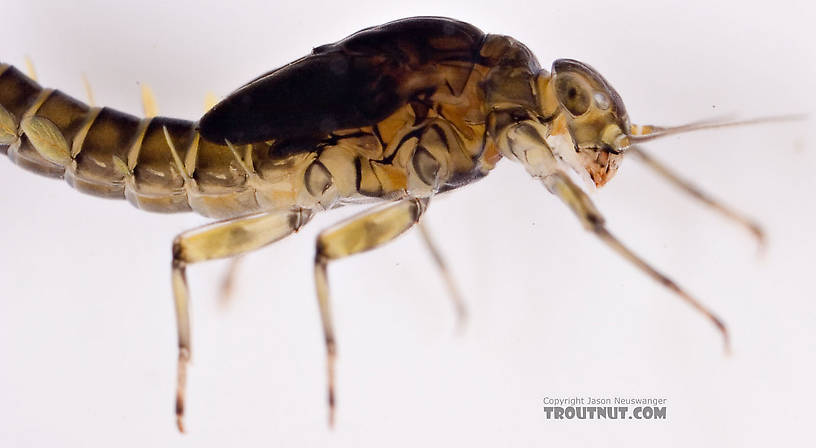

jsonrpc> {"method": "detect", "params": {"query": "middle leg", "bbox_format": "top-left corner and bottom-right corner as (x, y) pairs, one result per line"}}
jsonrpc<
(313, 197), (429, 426)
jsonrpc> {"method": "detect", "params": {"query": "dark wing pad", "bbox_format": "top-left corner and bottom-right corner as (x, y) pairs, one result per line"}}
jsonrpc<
(198, 17), (485, 146)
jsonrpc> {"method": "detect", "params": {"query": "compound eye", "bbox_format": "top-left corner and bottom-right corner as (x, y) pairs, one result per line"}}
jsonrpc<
(555, 74), (590, 116)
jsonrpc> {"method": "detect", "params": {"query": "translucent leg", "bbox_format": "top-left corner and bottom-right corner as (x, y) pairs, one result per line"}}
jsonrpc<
(541, 172), (730, 354)
(217, 256), (244, 307)
(313, 197), (429, 426)
(170, 209), (312, 432)
(629, 145), (764, 250)
(417, 220), (468, 330)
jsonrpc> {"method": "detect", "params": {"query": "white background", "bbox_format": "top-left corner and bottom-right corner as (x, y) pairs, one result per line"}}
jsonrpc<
(1, 1), (814, 446)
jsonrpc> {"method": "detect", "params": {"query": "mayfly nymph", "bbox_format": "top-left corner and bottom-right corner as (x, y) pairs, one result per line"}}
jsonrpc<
(0, 16), (787, 432)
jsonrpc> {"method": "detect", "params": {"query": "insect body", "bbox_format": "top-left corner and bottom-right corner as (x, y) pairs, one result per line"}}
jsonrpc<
(0, 16), (774, 432)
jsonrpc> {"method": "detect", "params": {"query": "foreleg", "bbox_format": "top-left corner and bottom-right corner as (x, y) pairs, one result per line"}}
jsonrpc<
(541, 171), (730, 353)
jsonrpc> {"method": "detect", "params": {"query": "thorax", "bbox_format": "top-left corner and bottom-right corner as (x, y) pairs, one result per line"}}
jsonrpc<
(246, 34), (543, 211)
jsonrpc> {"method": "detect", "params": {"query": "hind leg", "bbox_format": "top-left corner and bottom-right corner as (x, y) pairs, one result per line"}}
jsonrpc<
(217, 256), (244, 307)
(417, 220), (467, 329)
(170, 208), (313, 432)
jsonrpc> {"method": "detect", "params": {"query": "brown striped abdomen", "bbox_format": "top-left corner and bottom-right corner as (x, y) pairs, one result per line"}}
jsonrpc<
(0, 63), (266, 218)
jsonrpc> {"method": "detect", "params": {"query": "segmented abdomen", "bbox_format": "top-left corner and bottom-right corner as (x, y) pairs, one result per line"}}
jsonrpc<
(0, 63), (273, 218)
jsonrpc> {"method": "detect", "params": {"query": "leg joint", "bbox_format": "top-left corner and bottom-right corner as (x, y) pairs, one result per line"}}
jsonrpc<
(314, 243), (329, 264)
(292, 207), (314, 232)
(413, 197), (430, 221)
(584, 212), (606, 233)
(171, 256), (186, 270)
(171, 236), (182, 254)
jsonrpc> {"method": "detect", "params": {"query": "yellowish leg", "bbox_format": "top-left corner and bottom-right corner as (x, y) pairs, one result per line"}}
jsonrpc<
(171, 209), (313, 432)
(416, 220), (468, 330)
(314, 197), (429, 426)
(541, 171), (730, 354)
(628, 145), (765, 251)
